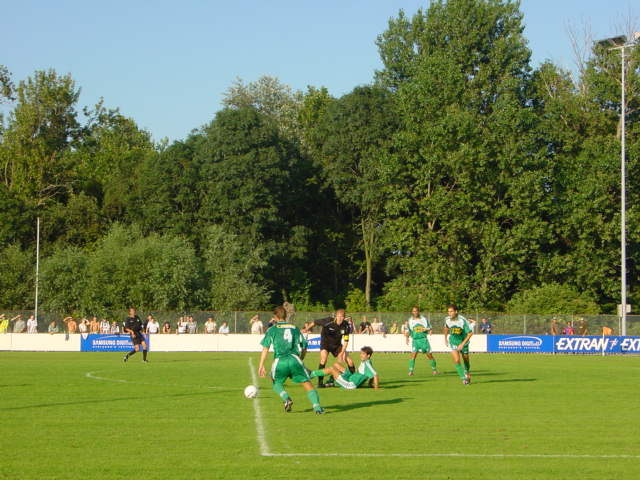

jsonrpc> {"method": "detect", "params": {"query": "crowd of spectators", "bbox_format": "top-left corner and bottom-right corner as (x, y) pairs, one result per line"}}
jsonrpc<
(0, 312), (620, 336)
(0, 313), (234, 335)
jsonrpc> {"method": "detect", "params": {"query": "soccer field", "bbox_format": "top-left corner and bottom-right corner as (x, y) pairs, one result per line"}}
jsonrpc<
(1, 351), (638, 480)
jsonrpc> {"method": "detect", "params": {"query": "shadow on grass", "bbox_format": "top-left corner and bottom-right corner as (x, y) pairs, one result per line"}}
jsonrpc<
(4, 390), (225, 411)
(309, 397), (407, 413)
(475, 378), (536, 384)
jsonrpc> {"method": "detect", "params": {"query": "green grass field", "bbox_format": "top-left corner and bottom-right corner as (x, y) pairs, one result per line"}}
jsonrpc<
(1, 351), (638, 480)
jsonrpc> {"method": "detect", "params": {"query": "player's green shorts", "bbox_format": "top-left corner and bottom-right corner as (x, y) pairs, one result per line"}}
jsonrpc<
(412, 337), (431, 353)
(336, 371), (368, 389)
(271, 355), (311, 384)
(449, 342), (469, 354)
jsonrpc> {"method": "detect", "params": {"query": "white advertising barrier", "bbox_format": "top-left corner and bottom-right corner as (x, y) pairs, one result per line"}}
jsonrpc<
(151, 333), (262, 352)
(349, 334), (486, 353)
(0, 333), (487, 353)
(0, 333), (80, 351)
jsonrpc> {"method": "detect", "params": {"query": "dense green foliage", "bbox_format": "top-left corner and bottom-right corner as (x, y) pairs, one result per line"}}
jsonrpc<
(1, 0), (638, 314)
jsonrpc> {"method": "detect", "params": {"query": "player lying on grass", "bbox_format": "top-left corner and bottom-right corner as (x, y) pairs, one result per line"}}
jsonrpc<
(310, 346), (379, 390)
(258, 306), (325, 414)
(303, 308), (355, 388)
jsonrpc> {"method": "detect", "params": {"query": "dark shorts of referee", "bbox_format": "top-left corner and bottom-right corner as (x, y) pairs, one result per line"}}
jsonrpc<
(320, 343), (343, 357)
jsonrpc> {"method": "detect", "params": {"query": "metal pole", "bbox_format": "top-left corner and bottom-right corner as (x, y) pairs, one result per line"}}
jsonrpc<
(35, 217), (40, 324)
(621, 45), (627, 336)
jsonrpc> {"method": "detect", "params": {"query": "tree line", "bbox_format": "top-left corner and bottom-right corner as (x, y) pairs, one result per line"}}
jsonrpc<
(1, 0), (638, 316)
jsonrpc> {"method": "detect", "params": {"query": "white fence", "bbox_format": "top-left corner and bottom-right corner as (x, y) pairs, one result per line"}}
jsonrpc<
(0, 333), (487, 353)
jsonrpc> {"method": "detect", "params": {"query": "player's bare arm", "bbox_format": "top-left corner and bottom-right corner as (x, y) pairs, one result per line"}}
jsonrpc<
(258, 347), (269, 377)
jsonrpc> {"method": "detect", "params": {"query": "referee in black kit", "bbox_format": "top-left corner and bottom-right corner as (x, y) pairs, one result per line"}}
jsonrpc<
(123, 307), (149, 363)
(306, 309), (355, 388)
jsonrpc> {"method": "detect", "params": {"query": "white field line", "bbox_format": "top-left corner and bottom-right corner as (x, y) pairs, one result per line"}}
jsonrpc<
(85, 371), (223, 390)
(246, 364), (639, 460)
(262, 452), (640, 459)
(248, 357), (270, 456)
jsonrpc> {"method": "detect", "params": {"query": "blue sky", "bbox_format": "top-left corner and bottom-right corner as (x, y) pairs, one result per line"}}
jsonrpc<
(2, 0), (637, 142)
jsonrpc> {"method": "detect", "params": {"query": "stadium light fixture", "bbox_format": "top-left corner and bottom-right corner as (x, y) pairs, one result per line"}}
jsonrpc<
(596, 33), (639, 336)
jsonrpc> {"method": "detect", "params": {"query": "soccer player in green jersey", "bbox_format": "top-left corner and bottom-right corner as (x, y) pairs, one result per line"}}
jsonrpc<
(405, 306), (438, 376)
(258, 306), (325, 414)
(310, 346), (379, 390)
(442, 304), (473, 385)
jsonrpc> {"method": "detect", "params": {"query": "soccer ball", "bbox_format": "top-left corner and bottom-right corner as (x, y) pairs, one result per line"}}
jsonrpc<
(244, 385), (258, 398)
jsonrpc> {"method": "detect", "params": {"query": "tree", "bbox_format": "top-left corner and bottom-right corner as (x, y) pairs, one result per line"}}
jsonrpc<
(0, 244), (34, 309)
(0, 64), (15, 103)
(201, 225), (270, 310)
(75, 101), (156, 223)
(0, 70), (82, 207)
(506, 283), (600, 315)
(40, 224), (201, 315)
(196, 106), (314, 301)
(133, 134), (204, 238)
(376, 0), (545, 309)
(313, 85), (399, 308)
(222, 76), (303, 141)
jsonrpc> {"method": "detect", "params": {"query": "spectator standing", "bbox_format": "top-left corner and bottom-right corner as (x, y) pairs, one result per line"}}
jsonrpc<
(359, 316), (373, 334)
(379, 320), (387, 337)
(48, 320), (59, 334)
(250, 315), (264, 334)
(177, 316), (188, 334)
(204, 317), (217, 334)
(0, 314), (8, 333)
(401, 321), (409, 336)
(78, 318), (89, 334)
(577, 318), (588, 335)
(389, 322), (398, 334)
(89, 317), (100, 334)
(187, 316), (198, 334)
(146, 315), (160, 334)
(371, 318), (384, 334)
(99, 318), (111, 334)
(550, 318), (560, 335)
(64, 317), (78, 334)
(602, 325), (614, 336)
(480, 318), (493, 334)
(13, 315), (26, 333)
(219, 321), (230, 335)
(26, 315), (38, 333)
(562, 321), (574, 336)
(283, 301), (296, 322)
(110, 321), (121, 334)
(162, 322), (172, 334)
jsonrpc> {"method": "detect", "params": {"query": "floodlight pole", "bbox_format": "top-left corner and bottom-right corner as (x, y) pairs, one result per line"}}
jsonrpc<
(620, 45), (627, 336)
(598, 34), (639, 336)
(35, 217), (40, 324)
